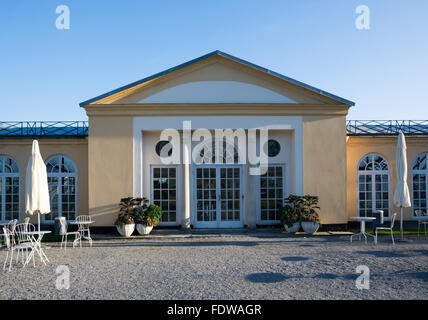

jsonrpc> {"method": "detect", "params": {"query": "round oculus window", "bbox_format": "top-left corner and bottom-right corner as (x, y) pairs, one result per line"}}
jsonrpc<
(155, 140), (173, 157)
(264, 139), (281, 157)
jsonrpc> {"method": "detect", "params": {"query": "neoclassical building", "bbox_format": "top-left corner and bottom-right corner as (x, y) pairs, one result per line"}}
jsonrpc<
(0, 51), (427, 229)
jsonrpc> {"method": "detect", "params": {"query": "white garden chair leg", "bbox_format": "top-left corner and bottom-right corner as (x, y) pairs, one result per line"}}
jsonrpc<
(391, 230), (395, 245)
(3, 251), (9, 270)
(8, 250), (14, 272)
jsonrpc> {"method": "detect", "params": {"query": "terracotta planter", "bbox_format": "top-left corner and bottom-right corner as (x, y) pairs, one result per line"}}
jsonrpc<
(301, 222), (320, 234)
(136, 224), (153, 235)
(116, 223), (135, 237)
(284, 222), (301, 233)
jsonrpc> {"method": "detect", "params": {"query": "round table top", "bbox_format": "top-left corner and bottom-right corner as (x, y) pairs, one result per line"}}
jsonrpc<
(69, 221), (95, 225)
(351, 216), (376, 221)
(21, 230), (52, 235)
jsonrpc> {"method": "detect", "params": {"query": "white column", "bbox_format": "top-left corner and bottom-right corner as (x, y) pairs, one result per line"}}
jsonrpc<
(182, 122), (192, 229)
(183, 143), (191, 228)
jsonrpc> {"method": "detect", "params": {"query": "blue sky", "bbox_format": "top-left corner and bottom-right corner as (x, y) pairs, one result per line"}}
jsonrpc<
(0, 0), (427, 121)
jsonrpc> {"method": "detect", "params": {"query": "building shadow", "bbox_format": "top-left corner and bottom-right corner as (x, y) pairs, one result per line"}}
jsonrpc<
(402, 271), (428, 282)
(409, 249), (428, 256)
(281, 256), (309, 262)
(355, 250), (408, 258)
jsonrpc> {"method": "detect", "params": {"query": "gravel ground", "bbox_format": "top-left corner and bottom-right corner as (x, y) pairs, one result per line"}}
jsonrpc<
(0, 234), (427, 300)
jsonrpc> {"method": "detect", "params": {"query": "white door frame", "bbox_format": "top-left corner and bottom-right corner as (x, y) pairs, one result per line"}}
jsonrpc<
(193, 164), (243, 228)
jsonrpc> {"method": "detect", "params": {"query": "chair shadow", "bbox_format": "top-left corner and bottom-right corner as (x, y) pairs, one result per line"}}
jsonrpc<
(92, 240), (264, 248)
(313, 273), (338, 279)
(245, 273), (289, 283)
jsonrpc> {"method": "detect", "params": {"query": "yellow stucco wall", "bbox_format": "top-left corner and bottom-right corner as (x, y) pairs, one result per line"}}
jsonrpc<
(303, 116), (348, 224)
(87, 116), (134, 226)
(347, 136), (428, 221)
(0, 138), (88, 224)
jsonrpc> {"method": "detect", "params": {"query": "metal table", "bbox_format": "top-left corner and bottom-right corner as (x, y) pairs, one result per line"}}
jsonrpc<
(69, 220), (94, 247)
(350, 217), (376, 243)
(21, 230), (51, 267)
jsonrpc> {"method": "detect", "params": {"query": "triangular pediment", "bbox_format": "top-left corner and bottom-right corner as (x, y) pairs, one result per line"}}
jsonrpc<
(80, 51), (354, 107)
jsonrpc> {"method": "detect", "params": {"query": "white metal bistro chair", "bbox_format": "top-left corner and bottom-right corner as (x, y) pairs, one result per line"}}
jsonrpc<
(414, 210), (428, 239)
(375, 213), (397, 245)
(22, 217), (30, 231)
(7, 219), (18, 245)
(14, 223), (37, 265)
(3, 227), (35, 272)
(76, 215), (93, 247)
(60, 218), (81, 250)
(0, 219), (17, 248)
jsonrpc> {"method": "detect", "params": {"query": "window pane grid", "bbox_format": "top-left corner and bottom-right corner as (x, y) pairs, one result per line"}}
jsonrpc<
(152, 167), (177, 222)
(4, 177), (19, 220)
(196, 167), (216, 222)
(0, 156), (20, 221)
(260, 165), (284, 221)
(46, 156), (77, 222)
(358, 154), (390, 217)
(220, 167), (240, 222)
(412, 152), (428, 215)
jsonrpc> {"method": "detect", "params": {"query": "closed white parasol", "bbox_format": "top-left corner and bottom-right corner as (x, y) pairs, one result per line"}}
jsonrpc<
(393, 132), (411, 240)
(25, 140), (50, 233)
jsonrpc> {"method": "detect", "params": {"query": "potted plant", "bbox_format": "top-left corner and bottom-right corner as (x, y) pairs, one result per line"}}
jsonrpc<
(300, 195), (321, 234)
(280, 195), (303, 233)
(136, 204), (163, 235)
(115, 197), (142, 237)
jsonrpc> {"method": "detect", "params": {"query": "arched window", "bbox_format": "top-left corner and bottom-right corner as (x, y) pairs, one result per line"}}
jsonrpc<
(358, 154), (390, 217)
(412, 153), (427, 215)
(0, 156), (20, 221)
(193, 139), (240, 164)
(45, 155), (77, 222)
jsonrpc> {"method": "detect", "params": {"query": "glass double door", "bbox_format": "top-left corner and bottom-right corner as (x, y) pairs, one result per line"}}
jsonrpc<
(194, 166), (242, 228)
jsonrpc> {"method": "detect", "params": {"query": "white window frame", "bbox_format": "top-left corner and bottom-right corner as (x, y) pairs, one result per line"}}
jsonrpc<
(357, 153), (391, 217)
(44, 155), (78, 223)
(257, 164), (286, 224)
(411, 152), (428, 217)
(150, 165), (179, 226)
(0, 156), (21, 222)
